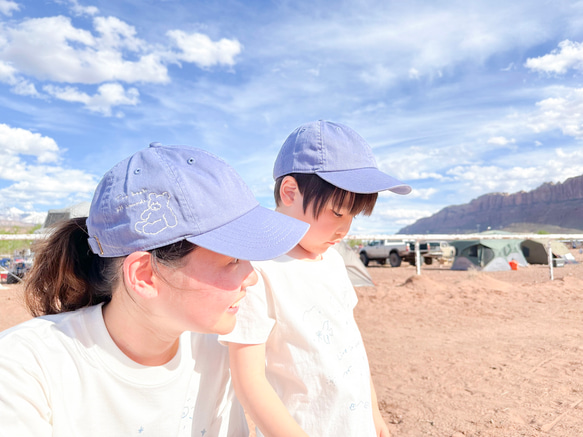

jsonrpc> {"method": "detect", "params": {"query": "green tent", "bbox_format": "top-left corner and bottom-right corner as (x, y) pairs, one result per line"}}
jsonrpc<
(450, 239), (528, 271)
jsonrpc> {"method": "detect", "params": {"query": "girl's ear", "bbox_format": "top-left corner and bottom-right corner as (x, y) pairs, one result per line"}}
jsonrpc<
(279, 176), (300, 207)
(123, 252), (159, 299)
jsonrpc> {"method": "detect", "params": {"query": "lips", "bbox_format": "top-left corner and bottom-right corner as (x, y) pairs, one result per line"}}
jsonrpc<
(229, 293), (246, 311)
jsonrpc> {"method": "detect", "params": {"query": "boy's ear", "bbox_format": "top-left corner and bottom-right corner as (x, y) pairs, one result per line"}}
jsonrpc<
(123, 252), (159, 299)
(279, 176), (300, 207)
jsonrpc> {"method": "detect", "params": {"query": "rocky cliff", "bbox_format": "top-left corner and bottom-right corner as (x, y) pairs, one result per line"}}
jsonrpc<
(398, 174), (583, 234)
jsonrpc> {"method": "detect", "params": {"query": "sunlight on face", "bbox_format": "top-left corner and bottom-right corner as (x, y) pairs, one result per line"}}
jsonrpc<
(154, 247), (258, 335)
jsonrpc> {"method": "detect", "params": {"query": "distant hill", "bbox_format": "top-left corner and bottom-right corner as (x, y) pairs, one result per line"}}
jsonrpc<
(398, 174), (583, 234)
(0, 208), (46, 230)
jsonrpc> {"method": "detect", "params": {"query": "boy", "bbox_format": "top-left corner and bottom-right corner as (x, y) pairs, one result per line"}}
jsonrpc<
(220, 121), (411, 436)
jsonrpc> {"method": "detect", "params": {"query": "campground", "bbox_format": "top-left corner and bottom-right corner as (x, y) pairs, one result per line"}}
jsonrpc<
(1, 249), (583, 436)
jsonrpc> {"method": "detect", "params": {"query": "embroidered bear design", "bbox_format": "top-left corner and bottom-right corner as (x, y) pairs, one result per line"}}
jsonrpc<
(135, 192), (178, 234)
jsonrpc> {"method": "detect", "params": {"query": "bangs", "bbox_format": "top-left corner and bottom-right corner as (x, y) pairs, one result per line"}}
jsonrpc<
(328, 189), (378, 217)
(275, 173), (377, 218)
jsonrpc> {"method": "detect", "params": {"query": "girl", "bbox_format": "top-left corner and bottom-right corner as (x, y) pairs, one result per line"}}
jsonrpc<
(0, 143), (308, 436)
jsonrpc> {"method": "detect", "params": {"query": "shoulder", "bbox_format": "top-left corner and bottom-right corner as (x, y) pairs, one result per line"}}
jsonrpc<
(0, 306), (99, 360)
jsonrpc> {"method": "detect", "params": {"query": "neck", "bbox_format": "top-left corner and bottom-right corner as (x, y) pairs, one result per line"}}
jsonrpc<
(286, 244), (323, 261)
(102, 293), (180, 366)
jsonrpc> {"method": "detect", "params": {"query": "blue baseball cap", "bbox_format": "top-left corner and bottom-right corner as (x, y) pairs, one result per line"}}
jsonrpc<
(273, 120), (412, 195)
(87, 143), (309, 260)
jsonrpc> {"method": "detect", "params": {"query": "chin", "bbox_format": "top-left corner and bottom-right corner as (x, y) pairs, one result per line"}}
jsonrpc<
(215, 322), (237, 336)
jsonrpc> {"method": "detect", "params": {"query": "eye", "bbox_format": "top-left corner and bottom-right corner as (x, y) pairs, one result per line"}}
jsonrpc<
(332, 210), (343, 218)
(230, 258), (240, 265)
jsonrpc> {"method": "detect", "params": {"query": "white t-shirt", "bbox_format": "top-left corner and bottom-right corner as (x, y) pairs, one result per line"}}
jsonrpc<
(0, 303), (247, 437)
(220, 249), (376, 436)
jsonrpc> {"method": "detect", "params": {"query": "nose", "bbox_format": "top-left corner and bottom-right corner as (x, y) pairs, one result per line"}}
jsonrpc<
(241, 262), (258, 289)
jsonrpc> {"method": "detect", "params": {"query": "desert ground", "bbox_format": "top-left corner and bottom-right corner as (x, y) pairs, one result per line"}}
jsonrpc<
(1, 249), (583, 436)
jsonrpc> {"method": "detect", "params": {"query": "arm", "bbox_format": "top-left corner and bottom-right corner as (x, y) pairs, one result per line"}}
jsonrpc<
(370, 375), (391, 437)
(228, 342), (310, 437)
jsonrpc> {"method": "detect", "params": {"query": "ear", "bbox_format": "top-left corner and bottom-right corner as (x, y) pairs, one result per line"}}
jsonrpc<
(123, 252), (159, 299)
(279, 176), (300, 207)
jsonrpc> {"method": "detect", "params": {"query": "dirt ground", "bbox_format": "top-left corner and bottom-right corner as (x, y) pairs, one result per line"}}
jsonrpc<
(1, 250), (583, 436)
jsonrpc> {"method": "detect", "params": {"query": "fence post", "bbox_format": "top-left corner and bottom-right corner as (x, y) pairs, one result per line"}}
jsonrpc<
(547, 240), (554, 281)
(415, 240), (421, 276)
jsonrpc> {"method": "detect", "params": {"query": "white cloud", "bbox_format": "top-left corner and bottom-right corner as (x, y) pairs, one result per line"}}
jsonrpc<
(525, 40), (583, 74)
(0, 0), (19, 16)
(375, 206), (436, 227)
(0, 60), (16, 83)
(0, 123), (59, 163)
(406, 187), (438, 200)
(166, 30), (242, 68)
(0, 12), (243, 114)
(527, 87), (583, 138)
(0, 165), (97, 208)
(446, 151), (583, 195)
(0, 124), (97, 211)
(359, 64), (397, 88)
(487, 136), (515, 146)
(67, 0), (99, 16)
(0, 16), (169, 85)
(43, 83), (139, 116)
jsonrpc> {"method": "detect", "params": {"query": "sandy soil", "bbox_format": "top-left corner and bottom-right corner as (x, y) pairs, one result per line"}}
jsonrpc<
(1, 250), (582, 436)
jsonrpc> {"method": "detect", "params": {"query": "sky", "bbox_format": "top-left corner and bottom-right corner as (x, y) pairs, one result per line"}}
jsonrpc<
(1, 0), (583, 235)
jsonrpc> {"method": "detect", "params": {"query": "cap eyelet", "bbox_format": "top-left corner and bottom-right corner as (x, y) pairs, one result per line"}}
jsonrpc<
(187, 158), (195, 165)
(134, 168), (142, 175)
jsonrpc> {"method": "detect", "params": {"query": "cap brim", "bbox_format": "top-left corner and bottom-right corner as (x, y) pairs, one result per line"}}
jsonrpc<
(187, 205), (309, 261)
(317, 168), (412, 195)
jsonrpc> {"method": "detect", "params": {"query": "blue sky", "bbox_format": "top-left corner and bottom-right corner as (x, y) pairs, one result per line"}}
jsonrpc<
(1, 0), (583, 235)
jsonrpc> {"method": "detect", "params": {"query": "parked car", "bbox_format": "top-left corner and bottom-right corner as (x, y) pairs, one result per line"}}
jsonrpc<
(359, 239), (454, 267)
(359, 240), (411, 267)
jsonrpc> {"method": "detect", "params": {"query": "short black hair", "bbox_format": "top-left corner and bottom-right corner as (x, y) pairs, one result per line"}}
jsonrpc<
(274, 173), (378, 219)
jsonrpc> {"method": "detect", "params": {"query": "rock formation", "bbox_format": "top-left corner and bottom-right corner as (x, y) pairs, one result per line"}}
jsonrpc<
(398, 174), (583, 234)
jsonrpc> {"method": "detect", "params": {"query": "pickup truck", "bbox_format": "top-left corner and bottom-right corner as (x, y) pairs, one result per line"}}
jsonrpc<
(359, 240), (454, 267)
(358, 240), (411, 267)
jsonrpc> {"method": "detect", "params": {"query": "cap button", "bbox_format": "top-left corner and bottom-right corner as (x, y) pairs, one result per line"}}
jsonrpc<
(149, 142), (162, 147)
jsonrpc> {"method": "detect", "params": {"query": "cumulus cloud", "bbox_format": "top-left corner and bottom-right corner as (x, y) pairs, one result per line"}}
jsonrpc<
(0, 123), (60, 163)
(406, 187), (438, 200)
(66, 0), (99, 16)
(487, 136), (515, 146)
(446, 150), (583, 194)
(525, 40), (583, 74)
(0, 12), (242, 114)
(43, 83), (139, 116)
(0, 166), (96, 206)
(0, 16), (168, 85)
(527, 87), (583, 138)
(166, 30), (242, 68)
(359, 64), (397, 88)
(374, 206), (436, 227)
(0, 0), (19, 16)
(0, 124), (97, 211)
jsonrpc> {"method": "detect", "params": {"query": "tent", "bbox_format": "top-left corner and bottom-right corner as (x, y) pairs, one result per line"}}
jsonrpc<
(39, 202), (91, 232)
(333, 241), (374, 287)
(520, 239), (574, 265)
(450, 239), (528, 271)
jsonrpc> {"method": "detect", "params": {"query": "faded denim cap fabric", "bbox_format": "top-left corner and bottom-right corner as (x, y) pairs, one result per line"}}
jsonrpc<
(87, 143), (309, 260)
(273, 120), (412, 195)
